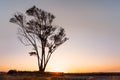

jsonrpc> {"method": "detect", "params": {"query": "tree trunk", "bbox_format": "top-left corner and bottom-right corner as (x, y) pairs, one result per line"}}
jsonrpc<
(39, 43), (45, 73)
(39, 69), (45, 74)
(37, 54), (41, 72)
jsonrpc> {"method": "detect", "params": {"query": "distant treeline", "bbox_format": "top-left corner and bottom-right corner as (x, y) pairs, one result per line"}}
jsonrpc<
(2, 70), (120, 76)
(65, 72), (120, 76)
(7, 70), (64, 76)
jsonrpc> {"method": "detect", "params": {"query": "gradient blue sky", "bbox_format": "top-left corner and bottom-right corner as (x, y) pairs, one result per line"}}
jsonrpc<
(0, 0), (120, 73)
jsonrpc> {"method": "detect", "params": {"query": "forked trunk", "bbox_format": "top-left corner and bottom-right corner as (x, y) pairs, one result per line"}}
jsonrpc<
(39, 43), (45, 73)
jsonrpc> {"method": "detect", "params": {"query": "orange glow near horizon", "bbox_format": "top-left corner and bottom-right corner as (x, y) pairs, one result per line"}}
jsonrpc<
(1, 50), (120, 73)
(1, 51), (120, 73)
(48, 67), (66, 72)
(1, 64), (120, 73)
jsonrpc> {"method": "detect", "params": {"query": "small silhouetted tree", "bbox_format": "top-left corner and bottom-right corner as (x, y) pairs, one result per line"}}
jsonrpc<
(10, 6), (68, 73)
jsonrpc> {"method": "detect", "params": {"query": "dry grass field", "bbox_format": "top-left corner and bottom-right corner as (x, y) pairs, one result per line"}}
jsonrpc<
(0, 75), (64, 80)
(1, 72), (120, 80)
(0, 72), (65, 80)
(0, 75), (66, 80)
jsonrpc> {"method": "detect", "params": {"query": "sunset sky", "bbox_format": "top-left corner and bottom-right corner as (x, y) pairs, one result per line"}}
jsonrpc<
(1, 0), (120, 73)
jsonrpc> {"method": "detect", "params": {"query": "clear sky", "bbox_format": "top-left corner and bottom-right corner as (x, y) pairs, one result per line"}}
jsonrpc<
(0, 0), (120, 73)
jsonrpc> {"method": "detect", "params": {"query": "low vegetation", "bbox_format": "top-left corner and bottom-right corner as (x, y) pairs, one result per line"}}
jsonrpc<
(1, 71), (120, 80)
(0, 71), (64, 80)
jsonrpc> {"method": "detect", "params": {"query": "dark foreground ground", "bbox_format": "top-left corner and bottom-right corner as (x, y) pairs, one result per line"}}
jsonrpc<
(0, 72), (120, 80)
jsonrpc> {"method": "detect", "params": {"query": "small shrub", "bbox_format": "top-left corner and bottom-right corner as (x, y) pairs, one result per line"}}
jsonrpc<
(7, 70), (17, 75)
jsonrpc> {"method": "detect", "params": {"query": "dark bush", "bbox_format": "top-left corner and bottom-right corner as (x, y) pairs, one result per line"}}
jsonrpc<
(7, 70), (17, 75)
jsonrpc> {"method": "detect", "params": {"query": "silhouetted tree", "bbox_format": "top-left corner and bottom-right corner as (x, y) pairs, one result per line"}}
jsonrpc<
(10, 6), (68, 73)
